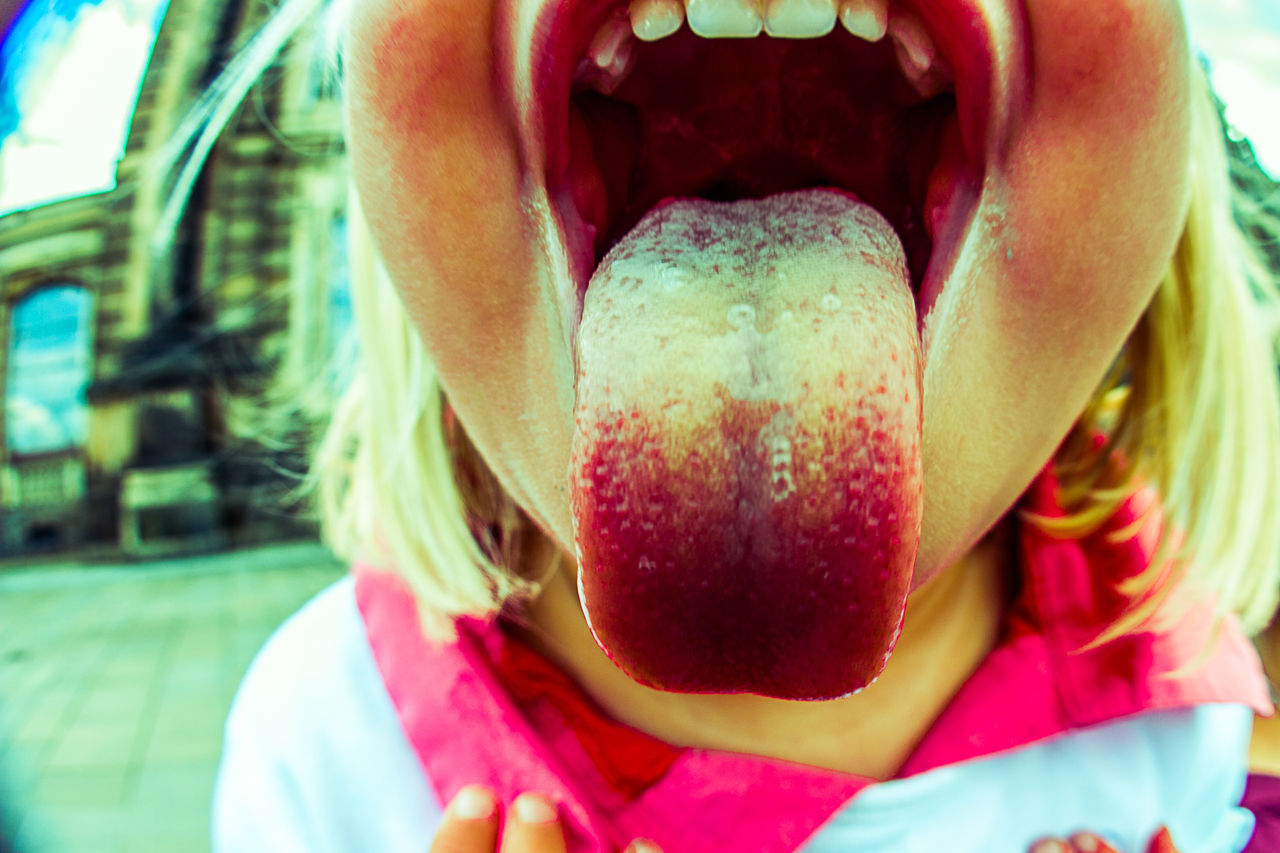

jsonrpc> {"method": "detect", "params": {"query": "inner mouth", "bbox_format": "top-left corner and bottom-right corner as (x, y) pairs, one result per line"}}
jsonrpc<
(542, 3), (987, 325)
(528, 1), (988, 698)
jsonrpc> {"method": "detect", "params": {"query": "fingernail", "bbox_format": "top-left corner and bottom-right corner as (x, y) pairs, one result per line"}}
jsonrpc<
(626, 841), (663, 853)
(513, 793), (559, 824)
(451, 785), (496, 820)
(1030, 842), (1069, 853)
(1069, 833), (1120, 853)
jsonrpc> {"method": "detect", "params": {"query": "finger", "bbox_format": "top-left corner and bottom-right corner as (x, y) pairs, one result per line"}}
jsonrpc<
(623, 841), (664, 853)
(1028, 841), (1070, 853)
(1068, 833), (1121, 853)
(499, 793), (568, 853)
(1146, 827), (1179, 853)
(429, 785), (500, 853)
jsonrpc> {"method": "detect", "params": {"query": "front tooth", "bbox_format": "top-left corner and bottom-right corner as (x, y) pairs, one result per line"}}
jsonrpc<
(764, 0), (836, 38)
(629, 0), (685, 41)
(888, 13), (936, 81)
(838, 0), (887, 41)
(684, 0), (762, 38)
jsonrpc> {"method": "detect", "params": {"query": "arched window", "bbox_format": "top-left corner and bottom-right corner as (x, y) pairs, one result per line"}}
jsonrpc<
(328, 215), (352, 342)
(324, 213), (355, 391)
(5, 284), (93, 455)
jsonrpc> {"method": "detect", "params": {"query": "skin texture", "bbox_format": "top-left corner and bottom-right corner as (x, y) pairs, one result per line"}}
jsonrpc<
(345, 0), (1193, 783)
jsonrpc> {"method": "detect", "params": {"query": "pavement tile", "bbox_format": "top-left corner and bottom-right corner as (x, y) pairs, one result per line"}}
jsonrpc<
(163, 663), (225, 696)
(25, 683), (84, 714)
(44, 721), (141, 771)
(150, 701), (229, 735)
(131, 763), (218, 815)
(76, 687), (152, 723)
(10, 711), (62, 746)
(99, 651), (162, 673)
(30, 766), (134, 809)
(139, 722), (225, 765)
(18, 805), (126, 853)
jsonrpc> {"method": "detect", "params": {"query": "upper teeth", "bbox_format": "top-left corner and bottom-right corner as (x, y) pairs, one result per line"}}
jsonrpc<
(583, 0), (946, 95)
(624, 0), (918, 46)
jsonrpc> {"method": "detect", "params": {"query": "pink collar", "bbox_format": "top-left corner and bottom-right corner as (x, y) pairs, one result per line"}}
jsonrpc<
(354, 467), (1270, 853)
(899, 470), (1271, 774)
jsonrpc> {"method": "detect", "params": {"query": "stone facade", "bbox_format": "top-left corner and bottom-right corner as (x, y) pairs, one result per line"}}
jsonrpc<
(0, 0), (347, 557)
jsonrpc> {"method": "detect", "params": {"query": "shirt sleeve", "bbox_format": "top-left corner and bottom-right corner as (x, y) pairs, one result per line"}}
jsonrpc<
(1242, 774), (1280, 852)
(212, 577), (444, 852)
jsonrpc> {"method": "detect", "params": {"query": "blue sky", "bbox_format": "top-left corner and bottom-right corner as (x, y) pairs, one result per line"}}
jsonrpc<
(0, 0), (168, 214)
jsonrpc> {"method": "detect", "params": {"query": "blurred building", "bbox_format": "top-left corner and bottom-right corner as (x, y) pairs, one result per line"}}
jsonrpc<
(0, 0), (348, 558)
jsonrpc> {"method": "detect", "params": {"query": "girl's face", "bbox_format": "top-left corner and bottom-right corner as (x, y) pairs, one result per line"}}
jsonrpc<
(345, 0), (1193, 697)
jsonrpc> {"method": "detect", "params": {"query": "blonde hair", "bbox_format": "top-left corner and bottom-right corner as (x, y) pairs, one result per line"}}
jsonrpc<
(314, 194), (537, 636)
(1034, 67), (1280, 640)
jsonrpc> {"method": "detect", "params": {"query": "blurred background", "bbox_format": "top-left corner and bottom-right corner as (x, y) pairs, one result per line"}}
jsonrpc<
(0, 0), (1275, 850)
(0, 0), (349, 850)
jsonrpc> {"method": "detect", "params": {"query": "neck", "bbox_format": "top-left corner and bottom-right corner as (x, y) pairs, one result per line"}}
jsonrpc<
(517, 523), (1011, 780)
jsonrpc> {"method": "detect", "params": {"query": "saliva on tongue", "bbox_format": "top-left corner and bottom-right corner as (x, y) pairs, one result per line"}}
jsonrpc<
(570, 189), (923, 701)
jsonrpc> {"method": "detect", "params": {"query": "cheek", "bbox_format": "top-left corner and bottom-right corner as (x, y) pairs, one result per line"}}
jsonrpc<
(1004, 0), (1190, 350)
(916, 0), (1192, 578)
(346, 0), (532, 353)
(345, 0), (577, 538)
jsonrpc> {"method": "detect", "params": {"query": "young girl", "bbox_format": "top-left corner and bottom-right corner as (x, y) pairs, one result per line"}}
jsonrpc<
(212, 0), (1280, 850)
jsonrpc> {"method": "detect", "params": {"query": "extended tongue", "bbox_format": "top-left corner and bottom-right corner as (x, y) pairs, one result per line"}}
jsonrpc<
(569, 189), (922, 700)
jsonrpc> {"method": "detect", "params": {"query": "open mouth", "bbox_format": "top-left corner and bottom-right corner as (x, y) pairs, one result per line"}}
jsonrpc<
(519, 0), (1004, 344)
(503, 0), (1012, 698)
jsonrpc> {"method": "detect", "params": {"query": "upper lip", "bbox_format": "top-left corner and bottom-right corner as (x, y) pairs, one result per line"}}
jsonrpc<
(497, 0), (1026, 354)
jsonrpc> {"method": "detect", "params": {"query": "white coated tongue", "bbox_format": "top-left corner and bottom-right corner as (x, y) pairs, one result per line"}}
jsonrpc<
(569, 189), (923, 700)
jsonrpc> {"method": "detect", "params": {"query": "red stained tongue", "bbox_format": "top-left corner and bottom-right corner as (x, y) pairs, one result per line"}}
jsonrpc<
(569, 190), (922, 700)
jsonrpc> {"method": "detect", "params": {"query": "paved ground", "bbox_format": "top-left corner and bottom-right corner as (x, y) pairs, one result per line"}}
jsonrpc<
(0, 542), (346, 853)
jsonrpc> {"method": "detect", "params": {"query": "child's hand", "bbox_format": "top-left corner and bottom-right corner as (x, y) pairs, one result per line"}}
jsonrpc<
(428, 786), (661, 853)
(1029, 826), (1178, 853)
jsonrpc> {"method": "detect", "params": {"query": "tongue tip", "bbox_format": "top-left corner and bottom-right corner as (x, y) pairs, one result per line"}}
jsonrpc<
(579, 586), (909, 701)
